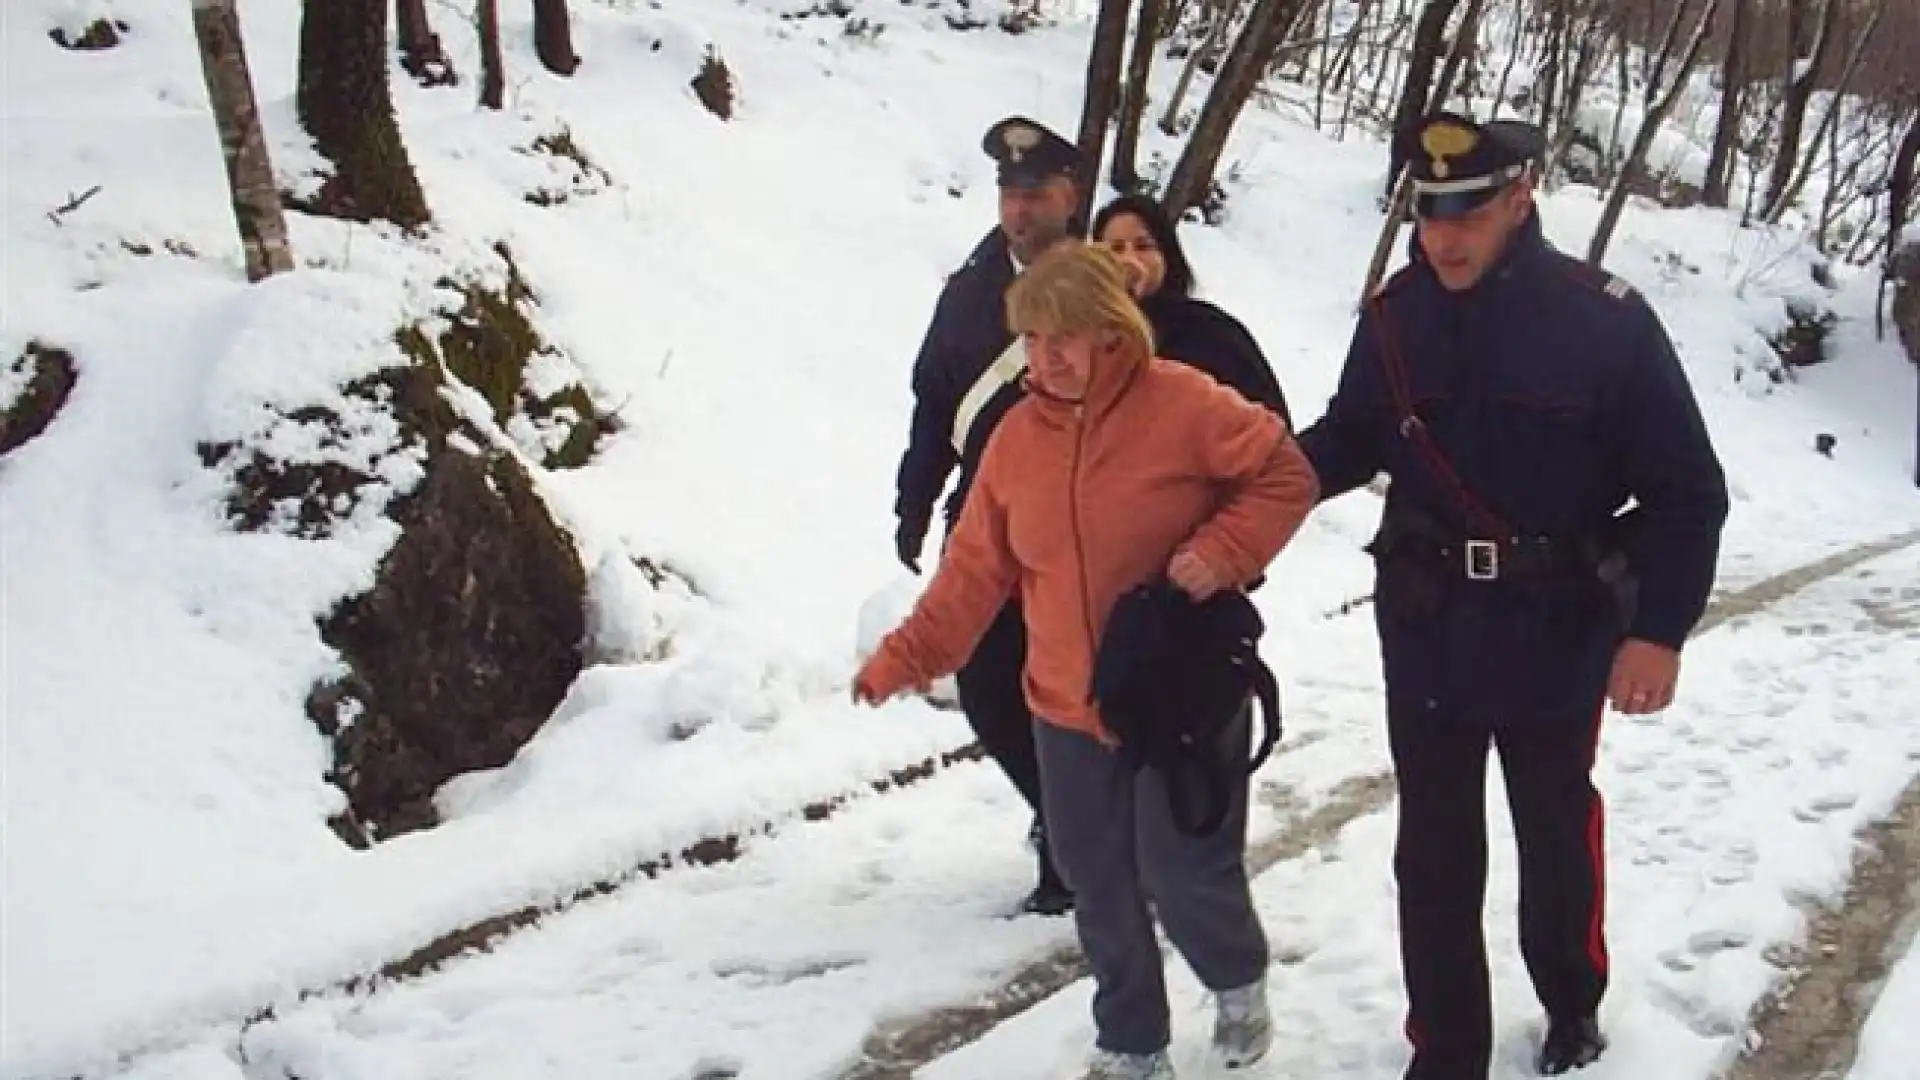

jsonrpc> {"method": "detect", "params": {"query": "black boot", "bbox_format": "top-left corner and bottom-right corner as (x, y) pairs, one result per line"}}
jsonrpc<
(1535, 1015), (1605, 1075)
(1020, 822), (1073, 917)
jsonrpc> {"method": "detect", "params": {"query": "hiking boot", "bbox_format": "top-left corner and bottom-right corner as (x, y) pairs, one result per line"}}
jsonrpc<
(1212, 976), (1273, 1069)
(1082, 1049), (1175, 1080)
(1535, 1014), (1605, 1075)
(1019, 876), (1074, 916)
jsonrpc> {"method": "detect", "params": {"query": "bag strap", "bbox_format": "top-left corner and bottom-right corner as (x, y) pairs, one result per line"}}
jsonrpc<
(1164, 651), (1284, 839)
(1367, 298), (1515, 540)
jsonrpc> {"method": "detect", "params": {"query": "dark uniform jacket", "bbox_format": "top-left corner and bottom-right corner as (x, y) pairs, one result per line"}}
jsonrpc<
(895, 231), (1296, 536)
(1297, 211), (1729, 727)
(895, 229), (1023, 536)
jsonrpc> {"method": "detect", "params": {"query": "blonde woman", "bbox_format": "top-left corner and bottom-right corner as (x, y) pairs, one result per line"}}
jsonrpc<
(854, 243), (1319, 1079)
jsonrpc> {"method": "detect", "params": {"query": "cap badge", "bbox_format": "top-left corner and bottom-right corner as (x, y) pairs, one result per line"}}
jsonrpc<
(1420, 121), (1477, 181)
(1003, 123), (1041, 163)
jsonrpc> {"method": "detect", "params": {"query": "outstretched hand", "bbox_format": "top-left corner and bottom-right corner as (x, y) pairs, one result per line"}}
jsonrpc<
(1168, 548), (1228, 601)
(1608, 638), (1679, 715)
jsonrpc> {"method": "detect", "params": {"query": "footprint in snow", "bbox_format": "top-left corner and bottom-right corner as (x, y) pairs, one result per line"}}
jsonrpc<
(1791, 792), (1857, 822)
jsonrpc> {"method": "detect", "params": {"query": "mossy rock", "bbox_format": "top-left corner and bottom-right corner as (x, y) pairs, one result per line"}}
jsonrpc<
(313, 365), (587, 845)
(401, 242), (616, 469)
(203, 356), (588, 846)
(1, 342), (79, 458)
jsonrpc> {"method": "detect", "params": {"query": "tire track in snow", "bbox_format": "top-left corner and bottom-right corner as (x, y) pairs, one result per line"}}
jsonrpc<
(827, 527), (1920, 1080)
(1717, 581), (1920, 1080)
(65, 531), (1920, 1080)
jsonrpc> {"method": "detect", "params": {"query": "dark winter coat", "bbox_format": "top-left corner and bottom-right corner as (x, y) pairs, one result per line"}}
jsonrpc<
(1295, 210), (1729, 729)
(1140, 292), (1293, 430)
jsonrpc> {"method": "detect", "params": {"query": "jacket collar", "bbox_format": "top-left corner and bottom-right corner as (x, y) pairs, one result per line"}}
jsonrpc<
(1023, 339), (1147, 426)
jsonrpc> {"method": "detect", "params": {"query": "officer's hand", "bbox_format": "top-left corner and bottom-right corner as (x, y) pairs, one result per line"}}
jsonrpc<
(894, 517), (927, 575)
(1608, 639), (1680, 715)
(1168, 548), (1227, 601)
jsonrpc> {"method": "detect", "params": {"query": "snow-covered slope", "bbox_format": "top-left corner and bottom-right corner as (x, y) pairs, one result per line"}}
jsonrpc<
(4, 0), (1918, 1076)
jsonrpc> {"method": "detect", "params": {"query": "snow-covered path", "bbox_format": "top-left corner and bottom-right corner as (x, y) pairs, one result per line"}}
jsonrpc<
(101, 536), (1920, 1080)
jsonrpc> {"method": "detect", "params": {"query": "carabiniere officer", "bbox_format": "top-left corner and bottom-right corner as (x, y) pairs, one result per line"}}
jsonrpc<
(1295, 111), (1731, 1078)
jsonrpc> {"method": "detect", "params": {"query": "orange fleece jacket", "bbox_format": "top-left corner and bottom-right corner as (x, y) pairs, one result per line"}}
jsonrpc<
(861, 348), (1319, 740)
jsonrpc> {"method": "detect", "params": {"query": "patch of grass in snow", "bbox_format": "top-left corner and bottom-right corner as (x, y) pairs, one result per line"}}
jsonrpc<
(518, 126), (613, 207)
(0, 341), (79, 457)
(691, 45), (736, 121)
(48, 17), (127, 52)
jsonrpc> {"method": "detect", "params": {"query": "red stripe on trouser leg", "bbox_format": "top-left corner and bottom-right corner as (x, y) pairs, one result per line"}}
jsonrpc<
(1585, 792), (1609, 976)
(1585, 705), (1609, 978)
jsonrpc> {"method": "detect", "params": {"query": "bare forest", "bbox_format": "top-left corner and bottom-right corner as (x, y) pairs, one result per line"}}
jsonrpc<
(194, 0), (1917, 313)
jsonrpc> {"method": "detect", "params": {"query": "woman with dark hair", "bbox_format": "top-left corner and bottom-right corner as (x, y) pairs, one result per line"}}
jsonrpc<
(1092, 194), (1292, 427)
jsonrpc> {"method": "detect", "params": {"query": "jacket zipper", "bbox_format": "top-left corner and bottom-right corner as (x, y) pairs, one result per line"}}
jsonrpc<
(1068, 405), (1099, 695)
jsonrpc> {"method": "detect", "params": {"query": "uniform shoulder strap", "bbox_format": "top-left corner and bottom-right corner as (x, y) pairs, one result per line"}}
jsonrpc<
(951, 337), (1027, 454)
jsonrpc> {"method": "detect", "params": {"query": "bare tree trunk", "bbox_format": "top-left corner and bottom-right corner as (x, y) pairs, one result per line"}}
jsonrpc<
(1162, 0), (1313, 219)
(478, 0), (505, 109)
(396, 0), (458, 86)
(1765, 0), (1886, 224)
(192, 0), (295, 282)
(1881, 106), (1920, 335)
(1076, 0), (1134, 221)
(1541, 16), (1603, 187)
(1112, 0), (1164, 192)
(1765, 0), (1839, 215)
(297, 0), (431, 228)
(1383, 0), (1463, 199)
(1703, 0), (1748, 206)
(1356, 0), (1487, 300)
(1534, 0), (1565, 128)
(1488, 0), (1524, 119)
(1588, 0), (1721, 267)
(533, 0), (580, 75)
(1160, 0), (1244, 135)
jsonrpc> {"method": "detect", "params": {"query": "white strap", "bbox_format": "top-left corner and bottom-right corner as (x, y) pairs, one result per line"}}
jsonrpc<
(951, 337), (1027, 454)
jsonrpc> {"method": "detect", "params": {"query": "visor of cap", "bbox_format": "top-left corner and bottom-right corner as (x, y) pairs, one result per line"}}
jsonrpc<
(1413, 184), (1507, 220)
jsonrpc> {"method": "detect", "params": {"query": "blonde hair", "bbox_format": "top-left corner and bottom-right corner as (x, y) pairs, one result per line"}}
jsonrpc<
(1006, 243), (1155, 360)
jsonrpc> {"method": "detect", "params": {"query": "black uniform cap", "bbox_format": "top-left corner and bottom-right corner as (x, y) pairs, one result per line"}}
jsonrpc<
(982, 116), (1083, 190)
(1399, 111), (1545, 220)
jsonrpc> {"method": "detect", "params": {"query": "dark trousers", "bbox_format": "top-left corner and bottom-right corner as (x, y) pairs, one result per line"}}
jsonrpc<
(954, 602), (1063, 889)
(1389, 706), (1609, 1080)
(1036, 718), (1268, 1054)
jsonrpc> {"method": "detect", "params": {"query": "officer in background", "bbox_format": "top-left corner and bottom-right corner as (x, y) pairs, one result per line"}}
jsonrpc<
(892, 116), (1085, 916)
(1295, 112), (1729, 1077)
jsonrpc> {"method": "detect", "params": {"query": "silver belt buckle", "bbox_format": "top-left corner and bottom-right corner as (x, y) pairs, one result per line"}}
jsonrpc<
(1465, 539), (1499, 581)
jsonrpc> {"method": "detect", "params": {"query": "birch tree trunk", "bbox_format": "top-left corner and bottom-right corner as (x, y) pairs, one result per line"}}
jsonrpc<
(192, 0), (295, 281)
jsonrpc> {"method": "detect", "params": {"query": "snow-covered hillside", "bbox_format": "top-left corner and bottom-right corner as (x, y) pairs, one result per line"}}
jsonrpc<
(4, 0), (1918, 1078)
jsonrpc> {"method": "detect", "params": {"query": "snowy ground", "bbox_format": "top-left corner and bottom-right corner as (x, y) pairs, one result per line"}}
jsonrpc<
(5, 0), (1920, 1077)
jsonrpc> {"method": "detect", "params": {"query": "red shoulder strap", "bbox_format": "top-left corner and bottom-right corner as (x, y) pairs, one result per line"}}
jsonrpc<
(1368, 298), (1515, 540)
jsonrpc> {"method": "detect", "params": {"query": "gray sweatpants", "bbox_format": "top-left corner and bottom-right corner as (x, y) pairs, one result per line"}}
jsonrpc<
(1035, 712), (1270, 1055)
